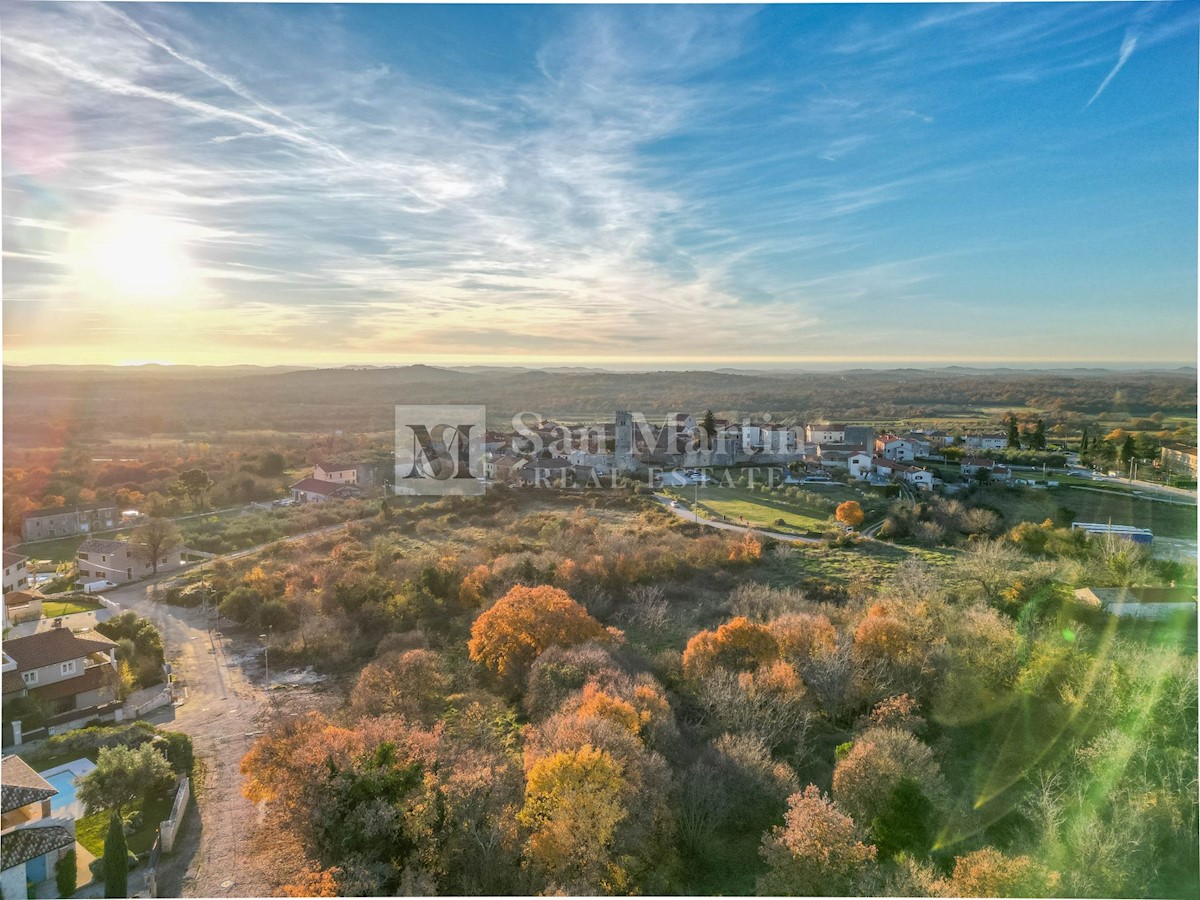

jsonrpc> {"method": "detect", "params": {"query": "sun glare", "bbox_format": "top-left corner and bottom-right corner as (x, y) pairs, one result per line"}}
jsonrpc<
(74, 211), (194, 300)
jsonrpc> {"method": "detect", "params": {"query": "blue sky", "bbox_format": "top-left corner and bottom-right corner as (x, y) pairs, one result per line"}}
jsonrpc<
(2, 2), (1196, 367)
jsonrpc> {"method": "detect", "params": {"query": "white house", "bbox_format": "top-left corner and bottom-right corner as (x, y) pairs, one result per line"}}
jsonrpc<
(313, 461), (359, 484)
(963, 433), (1008, 451)
(76, 537), (181, 585)
(2, 553), (29, 595)
(761, 428), (797, 455)
(806, 423), (847, 444)
(876, 435), (917, 462)
(848, 452), (874, 480)
(872, 457), (934, 490)
(567, 450), (614, 474)
(960, 457), (996, 478)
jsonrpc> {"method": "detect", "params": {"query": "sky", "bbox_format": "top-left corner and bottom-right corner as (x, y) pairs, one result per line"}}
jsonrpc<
(2, 1), (1197, 369)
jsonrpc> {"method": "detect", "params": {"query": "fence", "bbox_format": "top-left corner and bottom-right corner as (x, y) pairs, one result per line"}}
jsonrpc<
(158, 776), (191, 853)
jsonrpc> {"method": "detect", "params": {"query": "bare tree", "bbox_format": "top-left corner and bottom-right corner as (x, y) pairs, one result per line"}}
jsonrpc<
(129, 517), (183, 575)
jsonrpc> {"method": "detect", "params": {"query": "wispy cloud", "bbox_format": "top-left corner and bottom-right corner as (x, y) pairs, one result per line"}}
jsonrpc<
(1, 2), (1194, 366)
(1086, 31), (1139, 108)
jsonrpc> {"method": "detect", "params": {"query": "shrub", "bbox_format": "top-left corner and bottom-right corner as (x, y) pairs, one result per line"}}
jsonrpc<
(154, 730), (194, 775)
(56, 850), (77, 898)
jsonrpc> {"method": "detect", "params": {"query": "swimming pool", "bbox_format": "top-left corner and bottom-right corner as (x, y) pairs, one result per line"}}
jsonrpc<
(45, 771), (78, 811)
(37, 758), (96, 818)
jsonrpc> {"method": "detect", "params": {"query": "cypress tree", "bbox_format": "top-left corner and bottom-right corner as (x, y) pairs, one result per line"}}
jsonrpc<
(104, 811), (128, 899)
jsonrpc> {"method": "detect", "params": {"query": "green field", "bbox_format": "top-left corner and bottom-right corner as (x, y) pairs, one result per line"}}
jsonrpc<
(756, 539), (961, 588)
(663, 482), (859, 535)
(976, 485), (1197, 539)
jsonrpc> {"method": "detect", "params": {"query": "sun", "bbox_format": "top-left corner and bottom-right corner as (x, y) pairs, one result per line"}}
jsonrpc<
(74, 211), (194, 300)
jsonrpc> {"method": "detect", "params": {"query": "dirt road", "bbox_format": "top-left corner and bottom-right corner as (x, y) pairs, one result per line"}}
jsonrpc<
(108, 578), (280, 896)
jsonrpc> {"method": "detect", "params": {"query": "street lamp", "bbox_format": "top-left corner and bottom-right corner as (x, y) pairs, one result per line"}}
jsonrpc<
(259, 633), (269, 688)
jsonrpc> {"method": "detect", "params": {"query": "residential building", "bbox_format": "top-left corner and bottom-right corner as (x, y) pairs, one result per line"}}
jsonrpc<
(2, 626), (119, 720)
(567, 450), (614, 474)
(516, 457), (573, 486)
(20, 505), (118, 543)
(76, 537), (181, 585)
(848, 452), (874, 480)
(486, 454), (527, 482)
(313, 460), (359, 483)
(3, 591), (43, 630)
(805, 423), (847, 444)
(1160, 444), (1198, 478)
(876, 435), (918, 462)
(1, 755), (77, 898)
(1073, 586), (1197, 620)
(871, 457), (934, 490)
(962, 433), (1008, 451)
(960, 457), (996, 478)
(290, 477), (359, 503)
(761, 427), (797, 455)
(2, 552), (29, 594)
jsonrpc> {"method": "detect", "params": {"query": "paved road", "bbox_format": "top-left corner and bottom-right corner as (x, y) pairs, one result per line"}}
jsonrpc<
(654, 494), (824, 544)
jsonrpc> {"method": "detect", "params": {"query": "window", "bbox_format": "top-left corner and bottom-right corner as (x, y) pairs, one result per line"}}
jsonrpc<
(61, 661), (76, 676)
(21, 670), (37, 685)
(79, 552), (89, 561)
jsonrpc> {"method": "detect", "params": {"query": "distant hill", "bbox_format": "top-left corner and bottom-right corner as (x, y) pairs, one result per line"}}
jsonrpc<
(2, 363), (1194, 447)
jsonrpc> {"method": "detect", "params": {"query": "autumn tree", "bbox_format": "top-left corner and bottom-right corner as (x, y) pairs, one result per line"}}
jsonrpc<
(935, 847), (1059, 897)
(758, 785), (877, 896)
(129, 517), (182, 575)
(835, 500), (865, 529)
(280, 864), (341, 897)
(468, 585), (607, 684)
(767, 612), (837, 664)
(681, 616), (778, 680)
(832, 727), (945, 827)
(350, 648), (451, 722)
(518, 745), (628, 892)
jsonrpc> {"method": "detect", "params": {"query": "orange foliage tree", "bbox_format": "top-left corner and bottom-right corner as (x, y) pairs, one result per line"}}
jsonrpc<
(835, 501), (865, 528)
(758, 785), (876, 896)
(769, 613), (838, 665)
(682, 616), (778, 680)
(468, 585), (607, 684)
(935, 847), (1059, 897)
(279, 863), (341, 897)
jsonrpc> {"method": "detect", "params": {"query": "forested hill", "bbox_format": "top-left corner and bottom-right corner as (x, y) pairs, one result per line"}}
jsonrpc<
(3, 365), (1195, 444)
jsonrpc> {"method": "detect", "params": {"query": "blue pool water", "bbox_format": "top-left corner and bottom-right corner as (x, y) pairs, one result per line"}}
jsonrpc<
(45, 771), (78, 811)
